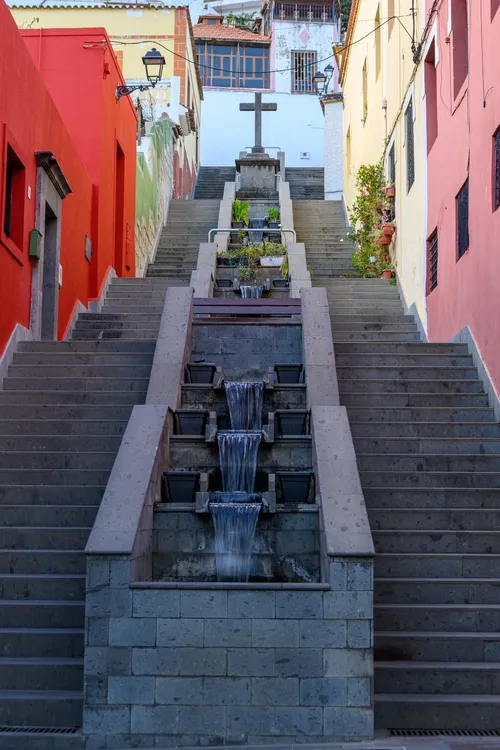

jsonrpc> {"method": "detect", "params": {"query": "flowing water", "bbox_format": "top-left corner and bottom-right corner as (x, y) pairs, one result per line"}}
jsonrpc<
(250, 217), (266, 244)
(209, 381), (265, 582)
(240, 285), (264, 298)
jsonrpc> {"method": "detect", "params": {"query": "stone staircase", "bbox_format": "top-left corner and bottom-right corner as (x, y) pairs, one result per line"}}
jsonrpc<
(0, 277), (170, 748)
(147, 199), (220, 280)
(304, 266), (500, 729)
(293, 199), (355, 276)
(193, 167), (236, 199)
(285, 167), (324, 199)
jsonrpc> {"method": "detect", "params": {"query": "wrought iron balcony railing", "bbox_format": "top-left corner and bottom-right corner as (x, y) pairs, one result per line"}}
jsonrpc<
(275, 3), (334, 23)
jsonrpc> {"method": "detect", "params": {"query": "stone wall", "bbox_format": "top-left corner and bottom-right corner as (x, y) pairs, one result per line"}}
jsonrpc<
(84, 555), (373, 748)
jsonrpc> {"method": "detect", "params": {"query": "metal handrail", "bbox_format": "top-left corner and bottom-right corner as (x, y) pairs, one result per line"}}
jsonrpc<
(208, 228), (296, 242)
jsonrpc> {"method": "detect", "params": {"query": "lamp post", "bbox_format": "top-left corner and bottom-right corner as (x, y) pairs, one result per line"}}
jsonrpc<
(116, 48), (166, 100)
(312, 64), (334, 96)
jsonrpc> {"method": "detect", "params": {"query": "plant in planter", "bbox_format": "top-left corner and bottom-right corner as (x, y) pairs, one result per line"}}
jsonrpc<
(237, 264), (259, 284)
(386, 184), (395, 198)
(266, 207), (280, 228)
(232, 199), (250, 228)
(260, 241), (286, 267)
(280, 254), (289, 279)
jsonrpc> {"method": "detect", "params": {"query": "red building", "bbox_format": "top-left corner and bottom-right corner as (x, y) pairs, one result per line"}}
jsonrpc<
(0, 2), (137, 356)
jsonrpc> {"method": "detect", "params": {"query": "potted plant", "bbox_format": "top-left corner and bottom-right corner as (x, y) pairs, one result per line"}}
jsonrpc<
(275, 363), (303, 384)
(232, 199), (250, 229)
(381, 269), (394, 279)
(266, 207), (280, 228)
(174, 409), (209, 436)
(275, 410), (310, 436)
(260, 241), (286, 268)
(277, 471), (314, 504)
(386, 184), (395, 198)
(378, 233), (392, 246)
(185, 363), (217, 384)
(162, 471), (200, 503)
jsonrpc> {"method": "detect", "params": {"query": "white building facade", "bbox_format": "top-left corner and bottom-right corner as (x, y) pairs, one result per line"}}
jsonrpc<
(192, 1), (342, 168)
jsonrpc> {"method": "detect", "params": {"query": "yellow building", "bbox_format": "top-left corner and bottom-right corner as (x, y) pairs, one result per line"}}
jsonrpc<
(10, 2), (202, 190)
(340, 0), (429, 329)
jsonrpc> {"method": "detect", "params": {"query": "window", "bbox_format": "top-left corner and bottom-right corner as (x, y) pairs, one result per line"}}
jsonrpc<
(346, 126), (351, 176)
(292, 51), (317, 93)
(494, 127), (500, 211)
(388, 143), (396, 184)
(492, 0), (500, 19)
(451, 0), (468, 99)
(425, 40), (438, 152)
(405, 97), (415, 192)
(388, 0), (395, 35)
(457, 179), (469, 258)
(195, 42), (270, 88)
(362, 59), (368, 122)
(375, 5), (381, 79)
(2, 143), (26, 253)
(427, 230), (439, 292)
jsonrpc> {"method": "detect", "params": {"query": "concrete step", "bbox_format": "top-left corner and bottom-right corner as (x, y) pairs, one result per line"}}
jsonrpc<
(375, 603), (500, 632)
(346, 406), (495, 422)
(0, 601), (84, 629)
(360, 470), (500, 488)
(0, 435), (121, 452)
(0, 469), (110, 485)
(336, 353), (474, 367)
(374, 692), (500, 730)
(341, 393), (489, 407)
(351, 421), (500, 437)
(0, 689), (83, 728)
(9, 364), (152, 380)
(332, 332), (421, 342)
(373, 529), (500, 553)
(370, 508), (500, 531)
(337, 366), (478, 380)
(339, 380), (484, 395)
(0, 550), (85, 574)
(0, 451), (115, 470)
(74, 319), (160, 330)
(0, 573), (85, 600)
(3, 377), (148, 393)
(375, 631), (500, 662)
(20, 340), (156, 353)
(364, 487), (500, 508)
(0, 658), (82, 692)
(0, 629), (83, 658)
(0, 404), (133, 419)
(358, 453), (500, 472)
(0, 391), (145, 406)
(0, 420), (128, 436)
(375, 552), (500, 577)
(375, 660), (500, 694)
(354, 437), (500, 454)
(0, 505), (97, 527)
(13, 351), (153, 366)
(375, 577), (500, 604)
(71, 329), (158, 340)
(0, 528), (91, 550)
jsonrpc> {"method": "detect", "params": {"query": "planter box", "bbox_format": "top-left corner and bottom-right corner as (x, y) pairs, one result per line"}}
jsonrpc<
(275, 363), (303, 384)
(174, 409), (209, 436)
(266, 221), (280, 229)
(163, 471), (200, 503)
(277, 471), (314, 504)
(185, 363), (217, 385)
(272, 278), (289, 289)
(275, 410), (310, 436)
(216, 278), (233, 288)
(260, 256), (284, 267)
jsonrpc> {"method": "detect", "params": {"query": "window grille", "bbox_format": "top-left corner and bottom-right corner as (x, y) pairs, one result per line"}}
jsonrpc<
(292, 51), (317, 93)
(195, 43), (270, 89)
(405, 97), (415, 191)
(275, 3), (333, 22)
(494, 127), (500, 211)
(388, 143), (396, 184)
(457, 179), (469, 259)
(428, 230), (438, 291)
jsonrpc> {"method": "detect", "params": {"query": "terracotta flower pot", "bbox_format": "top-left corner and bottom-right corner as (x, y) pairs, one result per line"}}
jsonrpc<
(379, 234), (392, 246)
(386, 185), (396, 197)
(383, 224), (395, 236)
(381, 270), (393, 279)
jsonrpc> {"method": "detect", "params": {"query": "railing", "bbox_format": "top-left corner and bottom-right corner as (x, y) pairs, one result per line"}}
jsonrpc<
(208, 228), (296, 243)
(275, 2), (334, 23)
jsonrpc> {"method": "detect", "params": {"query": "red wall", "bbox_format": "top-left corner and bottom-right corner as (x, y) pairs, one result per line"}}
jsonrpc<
(21, 28), (138, 310)
(426, 0), (500, 392)
(0, 0), (93, 352)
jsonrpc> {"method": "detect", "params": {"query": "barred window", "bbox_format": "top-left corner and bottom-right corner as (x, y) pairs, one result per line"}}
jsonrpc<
(292, 51), (317, 93)
(195, 43), (270, 89)
(428, 230), (438, 292)
(457, 179), (469, 259)
(405, 97), (415, 192)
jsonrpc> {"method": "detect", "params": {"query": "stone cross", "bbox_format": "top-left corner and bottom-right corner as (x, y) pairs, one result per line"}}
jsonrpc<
(239, 93), (277, 154)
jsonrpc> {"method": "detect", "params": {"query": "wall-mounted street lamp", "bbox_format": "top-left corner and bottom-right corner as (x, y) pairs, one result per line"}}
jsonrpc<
(312, 63), (334, 96)
(116, 48), (166, 100)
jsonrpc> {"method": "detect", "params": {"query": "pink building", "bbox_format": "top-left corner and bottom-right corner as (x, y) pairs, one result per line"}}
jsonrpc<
(425, 0), (500, 399)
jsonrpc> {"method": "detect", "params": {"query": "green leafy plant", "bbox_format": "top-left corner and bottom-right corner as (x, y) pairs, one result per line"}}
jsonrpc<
(238, 265), (259, 283)
(267, 207), (280, 223)
(280, 255), (289, 279)
(232, 200), (250, 225)
(261, 241), (286, 257)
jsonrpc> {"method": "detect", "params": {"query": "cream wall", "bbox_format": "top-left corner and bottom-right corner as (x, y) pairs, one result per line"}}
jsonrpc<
(341, 0), (428, 330)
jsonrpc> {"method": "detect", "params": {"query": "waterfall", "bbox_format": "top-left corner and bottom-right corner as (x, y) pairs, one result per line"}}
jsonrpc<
(250, 216), (266, 244)
(209, 380), (265, 582)
(224, 381), (264, 430)
(240, 285), (264, 298)
(211, 503), (260, 582)
(218, 431), (261, 493)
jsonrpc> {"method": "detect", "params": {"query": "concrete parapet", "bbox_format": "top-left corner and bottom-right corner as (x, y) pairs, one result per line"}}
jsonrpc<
(190, 242), (216, 298)
(300, 287), (339, 407)
(215, 182), (235, 253)
(146, 286), (193, 407)
(288, 243), (311, 297)
(278, 181), (294, 234)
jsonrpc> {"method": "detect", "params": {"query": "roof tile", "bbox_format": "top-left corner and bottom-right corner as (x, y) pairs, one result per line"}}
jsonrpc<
(193, 23), (270, 43)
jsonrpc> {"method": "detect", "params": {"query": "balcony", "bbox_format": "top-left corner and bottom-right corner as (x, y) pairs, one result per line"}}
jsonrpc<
(274, 3), (334, 23)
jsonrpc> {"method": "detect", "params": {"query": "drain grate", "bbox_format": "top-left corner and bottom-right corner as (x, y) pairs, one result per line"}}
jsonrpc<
(389, 729), (500, 738)
(0, 726), (79, 736)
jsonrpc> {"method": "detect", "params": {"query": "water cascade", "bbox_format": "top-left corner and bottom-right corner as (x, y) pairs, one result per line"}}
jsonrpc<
(209, 381), (265, 581)
(240, 285), (264, 298)
(249, 216), (266, 244)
